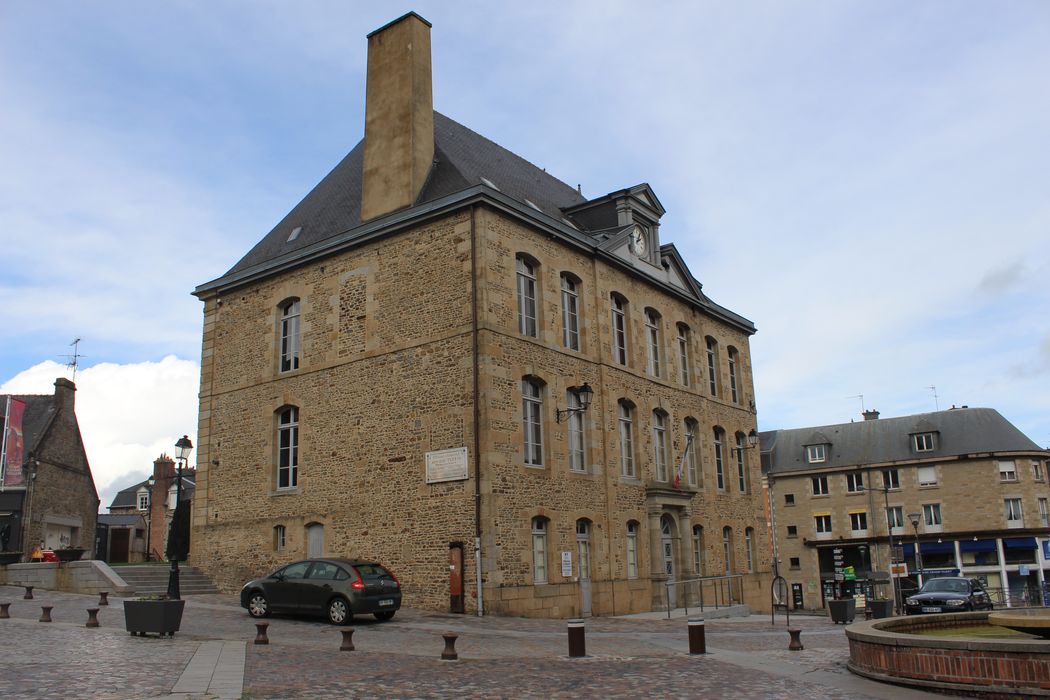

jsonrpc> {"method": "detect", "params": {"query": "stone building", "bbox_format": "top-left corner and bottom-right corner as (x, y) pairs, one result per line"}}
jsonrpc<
(0, 378), (99, 559)
(190, 12), (768, 617)
(762, 407), (1050, 611)
(106, 454), (196, 562)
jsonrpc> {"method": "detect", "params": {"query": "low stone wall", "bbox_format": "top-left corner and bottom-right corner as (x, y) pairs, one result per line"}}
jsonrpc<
(846, 611), (1050, 696)
(0, 561), (133, 596)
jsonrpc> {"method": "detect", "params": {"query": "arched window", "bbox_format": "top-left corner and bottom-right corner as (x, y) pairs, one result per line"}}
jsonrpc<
(735, 432), (748, 493)
(728, 346), (740, 403)
(653, 410), (669, 481)
(618, 400), (635, 478)
(279, 298), (301, 372)
(576, 519), (591, 580)
(745, 527), (755, 572)
(522, 378), (544, 466)
(517, 256), (538, 337)
(532, 517), (549, 583)
(723, 526), (733, 574)
(677, 323), (691, 387)
(684, 418), (700, 487)
(567, 388), (586, 472)
(644, 308), (662, 377)
(626, 521), (639, 579)
(611, 294), (628, 365)
(705, 336), (719, 397)
(693, 525), (705, 575)
(277, 406), (299, 489)
(560, 274), (581, 351)
(713, 427), (725, 490)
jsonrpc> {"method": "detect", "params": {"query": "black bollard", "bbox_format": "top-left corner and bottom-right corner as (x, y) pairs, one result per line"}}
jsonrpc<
(0, 602), (10, 619)
(98, 592), (109, 606)
(688, 617), (706, 654)
(788, 627), (804, 651)
(23, 586), (34, 600)
(567, 618), (586, 658)
(340, 628), (355, 651)
(254, 622), (269, 645)
(39, 606), (53, 623)
(86, 608), (100, 628)
(441, 632), (459, 660)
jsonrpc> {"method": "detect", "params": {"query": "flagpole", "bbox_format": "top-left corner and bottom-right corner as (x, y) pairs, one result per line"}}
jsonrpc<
(1, 397), (9, 492)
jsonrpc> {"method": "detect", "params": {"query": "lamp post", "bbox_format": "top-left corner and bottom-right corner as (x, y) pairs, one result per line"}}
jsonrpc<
(856, 473), (900, 614)
(908, 511), (923, 589)
(145, 475), (156, 561)
(167, 435), (193, 600)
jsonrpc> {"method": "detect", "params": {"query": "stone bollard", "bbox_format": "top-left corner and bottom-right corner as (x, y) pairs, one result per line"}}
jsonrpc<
(254, 622), (269, 645)
(788, 627), (804, 651)
(98, 592), (109, 606)
(39, 606), (53, 623)
(0, 602), (10, 619)
(688, 617), (706, 655)
(23, 586), (34, 600)
(567, 618), (586, 658)
(340, 628), (355, 651)
(86, 608), (100, 628)
(440, 632), (458, 660)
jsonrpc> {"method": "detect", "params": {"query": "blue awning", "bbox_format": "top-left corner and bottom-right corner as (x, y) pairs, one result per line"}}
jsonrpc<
(920, 542), (955, 554)
(902, 543), (914, 557)
(959, 539), (997, 552)
(1004, 537), (1037, 550)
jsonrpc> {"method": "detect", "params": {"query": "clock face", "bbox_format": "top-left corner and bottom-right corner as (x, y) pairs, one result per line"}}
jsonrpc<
(631, 226), (647, 256)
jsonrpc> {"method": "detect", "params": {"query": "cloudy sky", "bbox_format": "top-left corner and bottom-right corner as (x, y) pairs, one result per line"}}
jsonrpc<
(2, 1), (1048, 511)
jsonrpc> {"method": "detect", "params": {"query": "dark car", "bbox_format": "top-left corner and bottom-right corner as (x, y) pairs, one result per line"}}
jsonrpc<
(904, 577), (993, 615)
(240, 558), (402, 624)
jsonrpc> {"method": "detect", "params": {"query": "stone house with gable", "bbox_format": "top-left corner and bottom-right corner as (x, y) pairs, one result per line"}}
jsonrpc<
(190, 12), (769, 617)
(105, 454), (196, 562)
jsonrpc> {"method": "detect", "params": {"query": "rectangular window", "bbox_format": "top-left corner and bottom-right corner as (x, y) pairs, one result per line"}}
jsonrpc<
(532, 519), (547, 584)
(784, 494), (795, 506)
(814, 514), (832, 534)
(847, 472), (864, 493)
(522, 380), (544, 466)
(567, 391), (586, 472)
(274, 525), (286, 552)
(745, 529), (754, 572)
(677, 326), (690, 387)
(1033, 460), (1044, 482)
(611, 296), (627, 365)
(998, 460), (1017, 482)
(278, 407), (299, 489)
(280, 300), (301, 372)
(653, 412), (669, 481)
(517, 257), (538, 337)
(561, 276), (579, 350)
(627, 523), (639, 579)
(714, 430), (725, 490)
(806, 444), (826, 464)
(1005, 498), (1023, 526)
(913, 432), (935, 452)
(735, 433), (747, 492)
(645, 310), (661, 377)
(850, 511), (868, 532)
(917, 465), (937, 487)
(923, 503), (942, 528)
(137, 492), (149, 511)
(887, 506), (904, 532)
(728, 349), (739, 403)
(882, 469), (900, 490)
(789, 557), (801, 570)
(619, 403), (635, 478)
(684, 423), (699, 487)
(705, 338), (718, 396)
(692, 527), (705, 576)
(1039, 498), (1049, 527)
(786, 525), (798, 538)
(812, 475), (829, 496)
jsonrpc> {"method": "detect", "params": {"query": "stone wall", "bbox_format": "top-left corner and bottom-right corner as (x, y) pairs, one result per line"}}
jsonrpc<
(0, 561), (133, 596)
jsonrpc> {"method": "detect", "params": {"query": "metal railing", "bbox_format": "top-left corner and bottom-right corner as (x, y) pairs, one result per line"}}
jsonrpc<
(664, 574), (744, 619)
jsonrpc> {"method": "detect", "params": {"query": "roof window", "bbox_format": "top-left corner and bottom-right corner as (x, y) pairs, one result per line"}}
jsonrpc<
(286, 226), (302, 243)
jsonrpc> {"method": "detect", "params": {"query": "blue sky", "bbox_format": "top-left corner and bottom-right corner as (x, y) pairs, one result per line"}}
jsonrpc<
(2, 1), (1048, 509)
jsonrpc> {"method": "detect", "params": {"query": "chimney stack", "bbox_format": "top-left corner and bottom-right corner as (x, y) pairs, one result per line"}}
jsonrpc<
(53, 377), (76, 411)
(862, 409), (880, 421)
(361, 12), (434, 222)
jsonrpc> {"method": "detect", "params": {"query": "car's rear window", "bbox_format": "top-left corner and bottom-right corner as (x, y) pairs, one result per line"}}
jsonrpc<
(355, 564), (394, 579)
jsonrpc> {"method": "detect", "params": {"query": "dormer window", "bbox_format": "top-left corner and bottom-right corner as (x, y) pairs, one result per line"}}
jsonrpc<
(913, 432), (936, 452)
(806, 444), (827, 464)
(137, 490), (150, 511)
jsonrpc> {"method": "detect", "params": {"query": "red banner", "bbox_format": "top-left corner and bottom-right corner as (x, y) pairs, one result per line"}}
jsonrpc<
(2, 398), (26, 488)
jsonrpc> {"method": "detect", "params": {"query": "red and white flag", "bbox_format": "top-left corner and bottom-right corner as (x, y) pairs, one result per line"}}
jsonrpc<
(673, 432), (694, 490)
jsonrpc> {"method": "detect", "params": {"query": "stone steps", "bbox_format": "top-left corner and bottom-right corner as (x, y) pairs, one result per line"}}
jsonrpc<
(113, 563), (220, 595)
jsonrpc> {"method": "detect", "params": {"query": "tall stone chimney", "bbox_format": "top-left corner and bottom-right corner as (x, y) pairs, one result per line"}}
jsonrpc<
(862, 409), (880, 421)
(53, 377), (76, 412)
(361, 12), (434, 222)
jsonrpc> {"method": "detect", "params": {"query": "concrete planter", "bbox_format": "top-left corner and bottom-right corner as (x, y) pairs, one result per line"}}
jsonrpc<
(869, 599), (894, 619)
(55, 548), (86, 563)
(124, 599), (185, 637)
(828, 598), (856, 624)
(0, 552), (22, 566)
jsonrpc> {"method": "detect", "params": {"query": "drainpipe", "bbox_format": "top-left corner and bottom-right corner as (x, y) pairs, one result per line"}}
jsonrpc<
(470, 205), (483, 617)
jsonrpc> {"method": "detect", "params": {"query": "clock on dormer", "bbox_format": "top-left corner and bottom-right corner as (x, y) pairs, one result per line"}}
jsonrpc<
(629, 225), (648, 257)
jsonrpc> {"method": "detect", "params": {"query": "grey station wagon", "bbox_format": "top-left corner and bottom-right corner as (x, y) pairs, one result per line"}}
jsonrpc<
(240, 558), (402, 624)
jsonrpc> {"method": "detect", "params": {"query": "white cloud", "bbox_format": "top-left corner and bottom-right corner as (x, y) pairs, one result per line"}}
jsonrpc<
(1, 357), (200, 512)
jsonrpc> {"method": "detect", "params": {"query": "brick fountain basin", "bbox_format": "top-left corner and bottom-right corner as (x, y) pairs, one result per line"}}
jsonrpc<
(846, 610), (1050, 696)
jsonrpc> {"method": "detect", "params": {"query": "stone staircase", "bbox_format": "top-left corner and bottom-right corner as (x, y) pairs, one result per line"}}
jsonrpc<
(114, 563), (221, 596)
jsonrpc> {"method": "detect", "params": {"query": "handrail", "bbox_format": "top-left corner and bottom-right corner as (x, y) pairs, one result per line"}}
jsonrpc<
(664, 574), (745, 619)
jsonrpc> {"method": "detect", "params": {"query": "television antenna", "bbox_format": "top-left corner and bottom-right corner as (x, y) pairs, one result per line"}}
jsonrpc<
(61, 338), (85, 383)
(847, 394), (865, 413)
(928, 386), (939, 411)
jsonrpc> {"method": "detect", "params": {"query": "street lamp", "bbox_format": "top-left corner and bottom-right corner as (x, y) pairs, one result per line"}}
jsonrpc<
(167, 435), (193, 600)
(145, 475), (156, 561)
(855, 473), (900, 613)
(908, 511), (923, 588)
(555, 383), (594, 424)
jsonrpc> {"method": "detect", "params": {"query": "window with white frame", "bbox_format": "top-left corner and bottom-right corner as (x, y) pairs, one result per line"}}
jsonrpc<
(728, 347), (739, 403)
(917, 465), (938, 487)
(167, 485), (177, 510)
(713, 428), (725, 490)
(279, 299), (301, 373)
(684, 419), (700, 487)
(882, 468), (900, 490)
(532, 517), (548, 583)
(692, 525), (704, 575)
(814, 514), (832, 535)
(517, 257), (538, 337)
(277, 406), (299, 489)
(626, 522), (639, 579)
(722, 526), (733, 574)
(560, 274), (580, 351)
(1033, 460), (1044, 482)
(806, 444), (827, 464)
(745, 527), (754, 572)
(137, 490), (149, 511)
(1039, 498), (1049, 527)
(705, 337), (718, 396)
(677, 324), (691, 387)
(644, 309), (662, 377)
(522, 378), (544, 466)
(998, 460), (1018, 482)
(887, 506), (904, 533)
(274, 525), (286, 552)
(618, 400), (635, 478)
(567, 390), (586, 473)
(653, 411), (669, 481)
(913, 432), (936, 452)
(1005, 498), (1023, 526)
(847, 472), (864, 493)
(735, 432), (747, 492)
(611, 295), (628, 365)
(576, 520), (591, 580)
(923, 503), (943, 529)
(850, 511), (868, 533)
(812, 475), (829, 496)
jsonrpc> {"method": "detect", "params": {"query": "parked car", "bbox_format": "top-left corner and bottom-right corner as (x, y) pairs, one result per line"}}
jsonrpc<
(240, 558), (401, 624)
(904, 577), (993, 615)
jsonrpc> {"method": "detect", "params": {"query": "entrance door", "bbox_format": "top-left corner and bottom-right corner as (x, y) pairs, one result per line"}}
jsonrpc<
(306, 523), (324, 558)
(109, 528), (130, 563)
(662, 516), (676, 609)
(449, 543), (465, 614)
(576, 520), (592, 617)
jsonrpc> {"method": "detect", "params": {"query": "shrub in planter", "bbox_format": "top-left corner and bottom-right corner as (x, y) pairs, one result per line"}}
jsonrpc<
(827, 598), (856, 624)
(54, 547), (86, 563)
(124, 597), (186, 637)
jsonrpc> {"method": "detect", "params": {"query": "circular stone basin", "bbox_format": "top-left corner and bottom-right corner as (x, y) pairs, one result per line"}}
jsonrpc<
(988, 609), (1050, 639)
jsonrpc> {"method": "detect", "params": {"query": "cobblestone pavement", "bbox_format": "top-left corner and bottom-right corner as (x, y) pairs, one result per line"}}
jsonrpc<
(0, 586), (935, 699)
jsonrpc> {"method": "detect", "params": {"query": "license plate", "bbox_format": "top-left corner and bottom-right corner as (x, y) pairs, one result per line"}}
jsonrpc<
(378, 599), (393, 607)
(922, 606), (940, 613)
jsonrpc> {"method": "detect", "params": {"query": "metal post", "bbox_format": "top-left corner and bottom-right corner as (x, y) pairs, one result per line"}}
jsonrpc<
(567, 618), (586, 658)
(167, 456), (184, 600)
(688, 617), (706, 654)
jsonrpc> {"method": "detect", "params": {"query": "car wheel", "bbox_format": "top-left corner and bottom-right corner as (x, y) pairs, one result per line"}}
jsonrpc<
(374, 610), (395, 621)
(247, 592), (270, 618)
(327, 597), (352, 625)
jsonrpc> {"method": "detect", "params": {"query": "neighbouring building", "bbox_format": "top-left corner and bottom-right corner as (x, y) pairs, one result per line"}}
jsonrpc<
(107, 454), (195, 562)
(190, 13), (768, 617)
(762, 407), (1050, 611)
(0, 378), (100, 559)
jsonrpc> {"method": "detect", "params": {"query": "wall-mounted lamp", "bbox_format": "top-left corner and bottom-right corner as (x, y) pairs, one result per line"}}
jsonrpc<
(747, 429), (759, 448)
(555, 383), (594, 424)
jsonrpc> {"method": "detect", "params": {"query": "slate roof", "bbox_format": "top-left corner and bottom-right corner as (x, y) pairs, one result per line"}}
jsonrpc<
(1, 393), (58, 459)
(108, 476), (195, 510)
(761, 407), (1044, 475)
(98, 513), (145, 527)
(225, 112), (586, 277)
